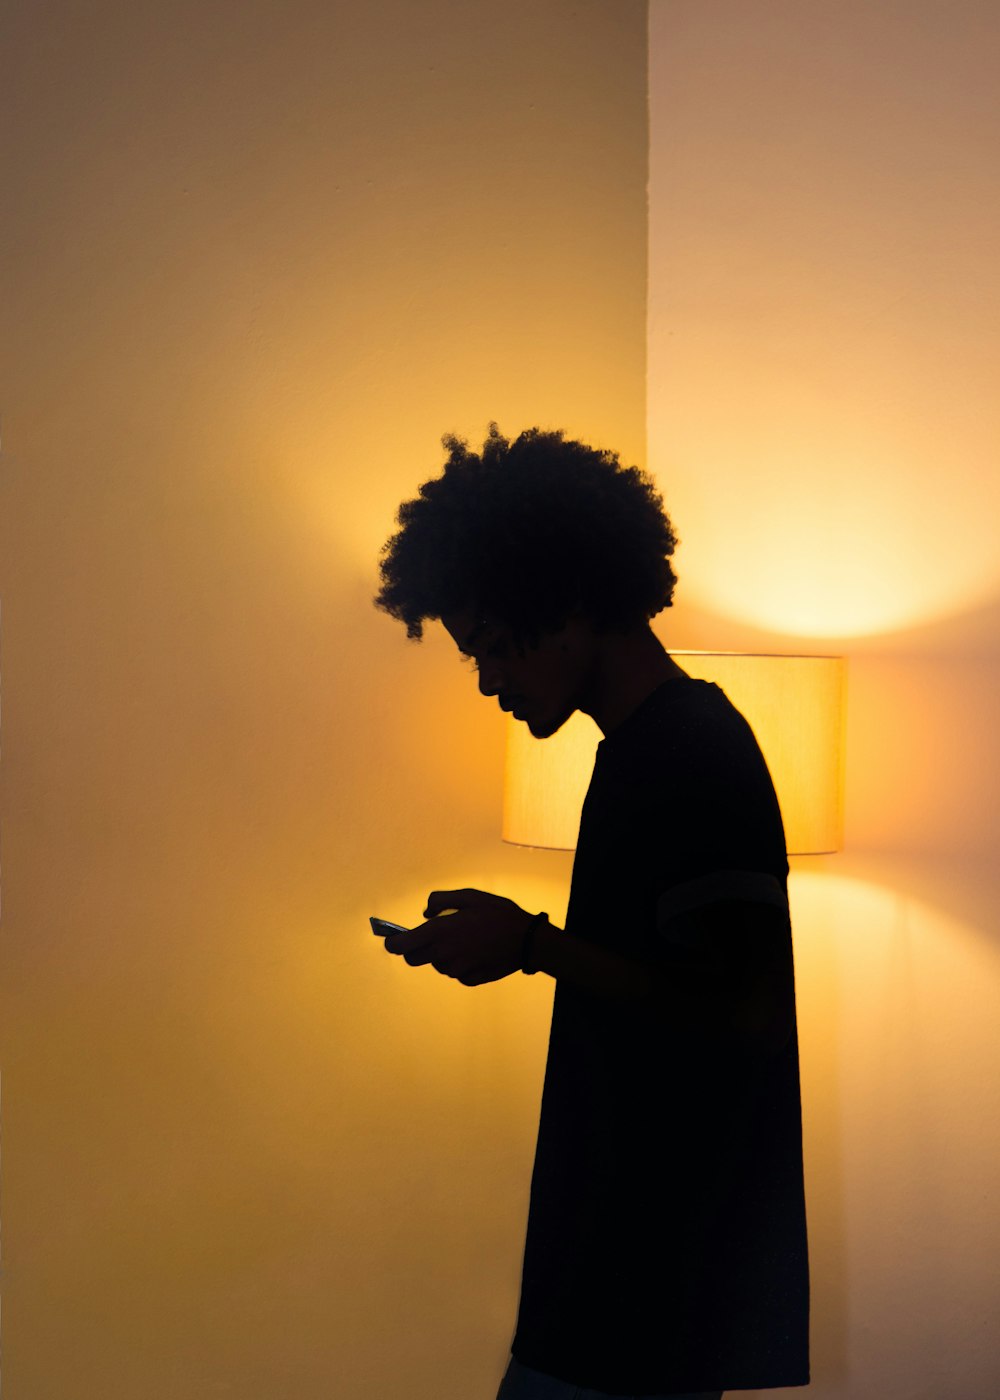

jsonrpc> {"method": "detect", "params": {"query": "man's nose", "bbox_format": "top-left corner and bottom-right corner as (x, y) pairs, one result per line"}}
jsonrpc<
(478, 662), (502, 698)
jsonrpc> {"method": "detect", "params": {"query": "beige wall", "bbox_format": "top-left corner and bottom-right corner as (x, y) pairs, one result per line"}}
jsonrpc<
(0, 3), (648, 1395)
(650, 3), (1000, 1397)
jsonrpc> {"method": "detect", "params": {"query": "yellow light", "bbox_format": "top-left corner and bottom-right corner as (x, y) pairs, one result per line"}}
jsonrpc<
(503, 707), (603, 853)
(503, 654), (846, 855)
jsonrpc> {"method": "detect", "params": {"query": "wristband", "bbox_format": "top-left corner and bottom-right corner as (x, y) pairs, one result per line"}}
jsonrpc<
(522, 911), (549, 975)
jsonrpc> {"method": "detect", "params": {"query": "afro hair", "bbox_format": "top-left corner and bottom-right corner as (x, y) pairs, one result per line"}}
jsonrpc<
(374, 425), (679, 648)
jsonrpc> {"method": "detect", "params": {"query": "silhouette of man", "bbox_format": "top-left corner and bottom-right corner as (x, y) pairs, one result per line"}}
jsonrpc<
(374, 427), (809, 1400)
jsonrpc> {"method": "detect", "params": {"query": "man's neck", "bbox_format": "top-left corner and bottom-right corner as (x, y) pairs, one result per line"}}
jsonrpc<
(580, 627), (687, 737)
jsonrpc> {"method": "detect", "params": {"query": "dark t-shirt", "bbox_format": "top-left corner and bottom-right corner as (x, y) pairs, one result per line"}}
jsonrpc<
(510, 677), (810, 1394)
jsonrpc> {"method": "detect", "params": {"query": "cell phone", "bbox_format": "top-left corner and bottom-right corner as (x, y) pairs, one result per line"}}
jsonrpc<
(370, 916), (410, 937)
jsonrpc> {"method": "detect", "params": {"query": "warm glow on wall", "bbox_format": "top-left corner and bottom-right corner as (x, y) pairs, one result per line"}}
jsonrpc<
(645, 429), (1000, 640)
(648, 1), (1000, 641)
(503, 654), (846, 855)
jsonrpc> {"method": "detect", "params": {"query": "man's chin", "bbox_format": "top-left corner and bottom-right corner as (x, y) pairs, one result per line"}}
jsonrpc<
(526, 708), (572, 740)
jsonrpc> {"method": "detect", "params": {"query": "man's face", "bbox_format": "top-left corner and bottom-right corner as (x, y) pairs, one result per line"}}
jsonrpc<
(441, 603), (598, 740)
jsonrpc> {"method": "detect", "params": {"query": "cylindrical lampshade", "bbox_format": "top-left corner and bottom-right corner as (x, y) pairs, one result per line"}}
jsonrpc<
(502, 653), (846, 855)
(503, 707), (603, 852)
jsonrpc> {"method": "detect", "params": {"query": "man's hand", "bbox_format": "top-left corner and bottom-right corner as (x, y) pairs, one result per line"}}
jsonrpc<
(382, 888), (537, 986)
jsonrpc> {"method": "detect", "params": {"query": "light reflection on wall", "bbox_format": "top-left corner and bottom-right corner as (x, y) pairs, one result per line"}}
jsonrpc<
(647, 397), (1000, 640)
(789, 867), (1000, 1387)
(648, 0), (1000, 641)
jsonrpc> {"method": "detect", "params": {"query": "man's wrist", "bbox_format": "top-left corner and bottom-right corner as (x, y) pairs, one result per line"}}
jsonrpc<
(521, 911), (549, 975)
(517, 920), (658, 1001)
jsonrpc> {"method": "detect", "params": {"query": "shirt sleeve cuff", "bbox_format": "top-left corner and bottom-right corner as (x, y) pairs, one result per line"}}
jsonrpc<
(656, 869), (789, 936)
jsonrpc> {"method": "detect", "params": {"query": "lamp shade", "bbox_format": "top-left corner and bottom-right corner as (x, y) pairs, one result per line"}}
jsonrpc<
(502, 653), (846, 855)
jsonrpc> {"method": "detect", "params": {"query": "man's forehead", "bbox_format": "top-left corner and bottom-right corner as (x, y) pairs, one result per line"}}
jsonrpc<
(440, 605), (487, 651)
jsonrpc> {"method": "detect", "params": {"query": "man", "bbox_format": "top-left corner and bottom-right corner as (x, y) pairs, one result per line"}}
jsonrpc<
(373, 426), (809, 1400)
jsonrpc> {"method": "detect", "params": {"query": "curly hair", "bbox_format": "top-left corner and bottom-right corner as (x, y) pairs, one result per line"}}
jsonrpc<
(374, 425), (679, 647)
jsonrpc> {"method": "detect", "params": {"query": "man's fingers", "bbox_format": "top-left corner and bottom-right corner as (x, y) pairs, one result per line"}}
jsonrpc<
(384, 924), (435, 958)
(385, 916), (471, 967)
(424, 887), (488, 916)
